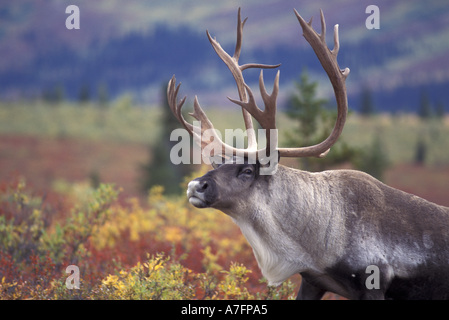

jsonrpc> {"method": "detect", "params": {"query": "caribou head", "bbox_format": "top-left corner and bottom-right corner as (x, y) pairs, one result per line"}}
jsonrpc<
(167, 8), (449, 300)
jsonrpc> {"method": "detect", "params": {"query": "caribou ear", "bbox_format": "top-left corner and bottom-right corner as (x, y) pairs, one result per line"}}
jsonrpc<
(210, 155), (225, 169)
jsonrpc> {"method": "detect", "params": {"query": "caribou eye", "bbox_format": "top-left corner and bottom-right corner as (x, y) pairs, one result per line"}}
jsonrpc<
(242, 168), (253, 175)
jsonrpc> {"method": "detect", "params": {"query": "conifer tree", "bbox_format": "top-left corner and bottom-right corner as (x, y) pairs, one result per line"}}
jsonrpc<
(418, 90), (432, 120)
(140, 83), (193, 194)
(360, 86), (375, 117)
(284, 70), (357, 171)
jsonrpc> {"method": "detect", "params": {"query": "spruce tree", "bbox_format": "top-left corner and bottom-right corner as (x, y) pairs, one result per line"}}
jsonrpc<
(140, 83), (193, 195)
(360, 86), (375, 117)
(284, 70), (357, 171)
(418, 90), (432, 120)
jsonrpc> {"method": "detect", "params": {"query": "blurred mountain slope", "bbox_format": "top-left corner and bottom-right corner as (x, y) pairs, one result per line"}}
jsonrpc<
(1, 0), (448, 112)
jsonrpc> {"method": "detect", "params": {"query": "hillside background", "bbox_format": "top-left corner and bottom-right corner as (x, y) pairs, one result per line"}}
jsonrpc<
(1, 0), (449, 112)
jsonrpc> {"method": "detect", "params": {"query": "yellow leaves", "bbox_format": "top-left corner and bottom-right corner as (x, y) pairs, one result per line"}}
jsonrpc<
(98, 253), (261, 300)
(148, 185), (164, 203)
(201, 246), (221, 273)
(102, 274), (119, 287)
(217, 263), (253, 300)
(89, 180), (245, 256)
(143, 253), (165, 273)
(163, 226), (183, 243)
(1, 276), (17, 288)
(91, 197), (158, 249)
(0, 277), (20, 300)
(101, 274), (128, 298)
(99, 253), (195, 300)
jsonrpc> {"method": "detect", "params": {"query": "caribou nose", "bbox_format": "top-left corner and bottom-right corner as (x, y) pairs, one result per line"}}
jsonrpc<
(187, 180), (208, 196)
(196, 180), (208, 193)
(187, 181), (196, 198)
(186, 180), (210, 208)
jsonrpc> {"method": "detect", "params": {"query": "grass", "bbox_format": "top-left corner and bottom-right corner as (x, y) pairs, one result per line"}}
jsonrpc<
(1, 102), (449, 167)
(341, 113), (449, 166)
(186, 107), (449, 166)
(0, 102), (162, 145)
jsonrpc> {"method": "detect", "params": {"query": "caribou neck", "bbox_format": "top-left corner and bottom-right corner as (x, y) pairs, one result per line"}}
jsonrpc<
(225, 165), (348, 285)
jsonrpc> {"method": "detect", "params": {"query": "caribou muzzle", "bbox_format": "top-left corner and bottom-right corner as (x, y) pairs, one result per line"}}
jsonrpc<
(187, 177), (217, 208)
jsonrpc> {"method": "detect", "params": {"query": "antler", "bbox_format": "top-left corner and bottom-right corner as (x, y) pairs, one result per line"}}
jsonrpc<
(167, 8), (349, 162)
(168, 75), (247, 156)
(167, 8), (280, 160)
(278, 9), (350, 158)
(207, 9), (281, 150)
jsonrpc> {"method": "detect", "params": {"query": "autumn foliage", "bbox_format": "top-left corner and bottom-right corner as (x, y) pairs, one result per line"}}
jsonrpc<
(0, 171), (298, 300)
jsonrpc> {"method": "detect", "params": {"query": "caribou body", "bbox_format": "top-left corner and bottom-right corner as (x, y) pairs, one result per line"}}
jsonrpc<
(188, 162), (449, 299)
(168, 8), (449, 299)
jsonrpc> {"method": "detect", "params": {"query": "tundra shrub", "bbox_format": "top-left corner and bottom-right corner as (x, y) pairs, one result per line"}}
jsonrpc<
(0, 175), (298, 300)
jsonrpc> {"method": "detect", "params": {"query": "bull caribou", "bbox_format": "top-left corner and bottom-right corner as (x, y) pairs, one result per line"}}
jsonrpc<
(167, 8), (449, 299)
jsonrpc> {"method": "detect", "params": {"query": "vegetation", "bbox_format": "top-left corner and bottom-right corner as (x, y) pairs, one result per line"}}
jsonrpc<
(353, 134), (390, 181)
(359, 86), (376, 117)
(0, 100), (161, 145)
(0, 176), (298, 300)
(0, 100), (447, 166)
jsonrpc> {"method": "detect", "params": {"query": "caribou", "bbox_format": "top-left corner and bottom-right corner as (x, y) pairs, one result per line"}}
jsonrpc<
(167, 8), (449, 299)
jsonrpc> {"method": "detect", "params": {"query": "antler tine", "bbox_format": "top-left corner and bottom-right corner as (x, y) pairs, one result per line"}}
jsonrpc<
(295, 9), (350, 79)
(190, 96), (225, 152)
(319, 9), (326, 43)
(259, 69), (280, 119)
(233, 7), (248, 61)
(167, 76), (224, 153)
(227, 83), (262, 120)
(229, 70), (279, 128)
(332, 24), (340, 57)
(227, 69), (279, 156)
(279, 9), (350, 158)
(258, 69), (279, 156)
(207, 8), (280, 96)
(167, 75), (191, 133)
